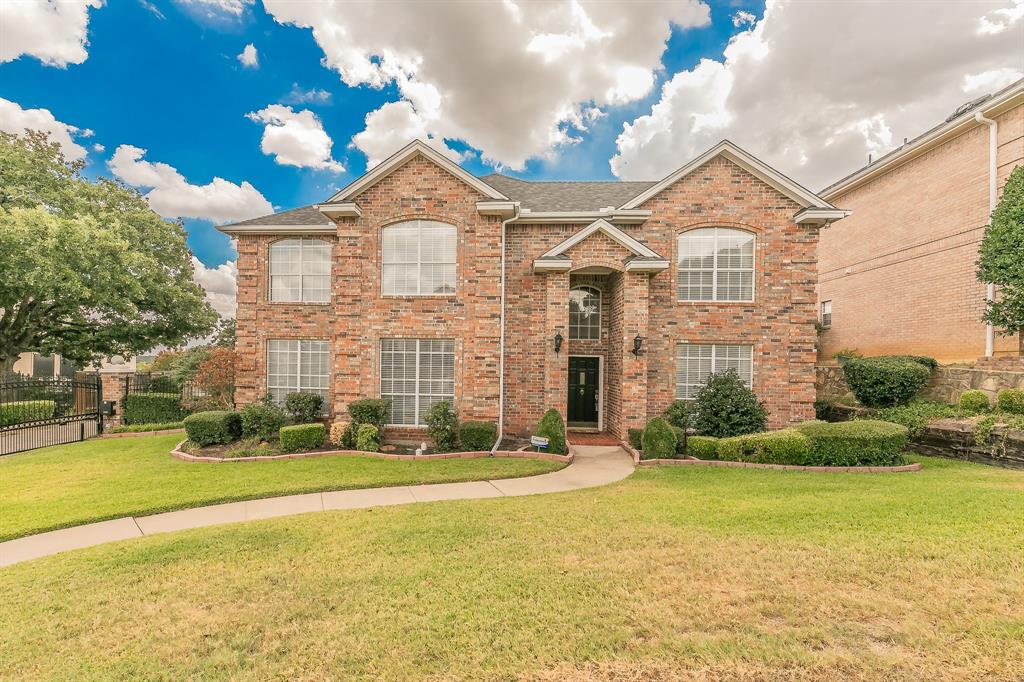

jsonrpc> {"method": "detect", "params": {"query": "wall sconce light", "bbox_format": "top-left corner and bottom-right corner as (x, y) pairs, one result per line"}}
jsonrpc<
(631, 334), (646, 356)
(554, 332), (564, 354)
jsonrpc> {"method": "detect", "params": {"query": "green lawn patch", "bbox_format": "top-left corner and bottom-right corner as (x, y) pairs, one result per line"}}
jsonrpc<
(0, 434), (562, 541)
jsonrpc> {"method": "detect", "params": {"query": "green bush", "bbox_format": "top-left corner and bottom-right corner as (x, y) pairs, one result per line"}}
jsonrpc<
(841, 356), (932, 407)
(355, 424), (379, 452)
(640, 417), (677, 460)
(108, 421), (183, 433)
(715, 436), (744, 460)
(889, 355), (939, 371)
(183, 411), (242, 446)
(627, 428), (643, 450)
(279, 423), (326, 453)
(693, 369), (767, 437)
(996, 388), (1024, 415)
(534, 409), (567, 455)
(671, 426), (687, 454)
(240, 399), (285, 441)
(868, 399), (959, 438)
(794, 419), (909, 466)
(123, 392), (185, 425)
(284, 392), (324, 424)
(424, 400), (458, 452)
(686, 435), (718, 459)
(0, 400), (56, 426)
(663, 400), (691, 429)
(458, 421), (497, 451)
(959, 390), (991, 414)
(347, 398), (390, 430)
(743, 429), (813, 465)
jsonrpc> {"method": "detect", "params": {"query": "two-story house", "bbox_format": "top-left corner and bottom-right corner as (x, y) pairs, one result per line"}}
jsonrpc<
(220, 140), (847, 442)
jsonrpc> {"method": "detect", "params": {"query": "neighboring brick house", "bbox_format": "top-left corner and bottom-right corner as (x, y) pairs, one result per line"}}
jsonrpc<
(818, 79), (1024, 363)
(220, 140), (846, 441)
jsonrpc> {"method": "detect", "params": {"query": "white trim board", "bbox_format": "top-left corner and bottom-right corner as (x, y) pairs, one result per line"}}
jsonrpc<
(540, 218), (664, 260)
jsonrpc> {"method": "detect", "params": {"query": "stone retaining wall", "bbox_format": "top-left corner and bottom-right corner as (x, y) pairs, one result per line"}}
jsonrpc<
(908, 422), (1024, 469)
(816, 363), (1024, 405)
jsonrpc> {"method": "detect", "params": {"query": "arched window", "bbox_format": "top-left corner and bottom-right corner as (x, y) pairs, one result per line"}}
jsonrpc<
(677, 228), (754, 301)
(382, 220), (457, 296)
(569, 286), (601, 340)
(269, 238), (331, 302)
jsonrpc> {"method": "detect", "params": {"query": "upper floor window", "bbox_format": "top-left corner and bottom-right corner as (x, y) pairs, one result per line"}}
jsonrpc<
(569, 286), (601, 340)
(821, 300), (832, 328)
(382, 220), (456, 296)
(677, 228), (754, 302)
(269, 238), (331, 302)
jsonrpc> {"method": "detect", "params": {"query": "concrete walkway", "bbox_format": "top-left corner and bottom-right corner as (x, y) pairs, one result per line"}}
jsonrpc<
(0, 445), (633, 568)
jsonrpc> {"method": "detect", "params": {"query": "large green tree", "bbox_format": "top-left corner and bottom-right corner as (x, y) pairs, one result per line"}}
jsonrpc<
(977, 165), (1024, 355)
(0, 131), (218, 367)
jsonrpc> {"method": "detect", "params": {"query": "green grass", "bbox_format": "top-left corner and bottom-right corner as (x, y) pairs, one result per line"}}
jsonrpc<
(0, 435), (562, 541)
(1, 456), (1022, 680)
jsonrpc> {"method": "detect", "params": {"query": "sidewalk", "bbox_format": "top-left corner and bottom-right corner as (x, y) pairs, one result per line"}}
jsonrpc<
(0, 445), (633, 568)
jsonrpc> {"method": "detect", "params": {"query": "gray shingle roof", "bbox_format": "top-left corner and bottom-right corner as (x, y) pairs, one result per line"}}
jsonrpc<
(480, 174), (656, 212)
(223, 205), (333, 228)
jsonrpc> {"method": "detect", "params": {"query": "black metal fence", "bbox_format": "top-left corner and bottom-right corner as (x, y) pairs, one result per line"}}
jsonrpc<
(0, 373), (102, 455)
(122, 372), (232, 421)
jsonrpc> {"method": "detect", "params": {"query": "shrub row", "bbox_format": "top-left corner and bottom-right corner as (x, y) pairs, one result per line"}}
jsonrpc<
(123, 392), (186, 425)
(793, 420), (908, 466)
(108, 421), (184, 434)
(183, 411), (241, 446)
(0, 400), (56, 426)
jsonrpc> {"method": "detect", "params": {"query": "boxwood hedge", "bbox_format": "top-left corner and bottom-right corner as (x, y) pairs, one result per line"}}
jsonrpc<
(840, 356), (932, 407)
(0, 400), (56, 426)
(685, 435), (719, 459)
(123, 392), (185, 425)
(794, 419), (909, 466)
(534, 409), (567, 454)
(458, 421), (497, 451)
(183, 410), (242, 446)
(640, 417), (677, 460)
(280, 423), (327, 453)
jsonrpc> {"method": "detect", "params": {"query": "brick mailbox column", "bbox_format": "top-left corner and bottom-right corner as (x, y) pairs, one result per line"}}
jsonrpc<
(98, 368), (135, 427)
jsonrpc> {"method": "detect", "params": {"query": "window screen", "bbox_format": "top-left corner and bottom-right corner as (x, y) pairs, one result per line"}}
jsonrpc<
(675, 343), (753, 400)
(267, 340), (330, 410)
(380, 339), (455, 425)
(269, 238), (331, 302)
(382, 221), (457, 295)
(677, 228), (754, 301)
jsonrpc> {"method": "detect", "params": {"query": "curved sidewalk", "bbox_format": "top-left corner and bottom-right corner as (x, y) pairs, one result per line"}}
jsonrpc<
(0, 445), (633, 568)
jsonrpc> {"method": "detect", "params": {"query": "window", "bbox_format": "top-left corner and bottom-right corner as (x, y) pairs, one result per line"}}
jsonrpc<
(821, 300), (832, 328)
(568, 286), (601, 340)
(677, 228), (754, 301)
(267, 340), (330, 409)
(380, 339), (455, 425)
(675, 343), (753, 400)
(269, 238), (331, 302)
(382, 221), (456, 296)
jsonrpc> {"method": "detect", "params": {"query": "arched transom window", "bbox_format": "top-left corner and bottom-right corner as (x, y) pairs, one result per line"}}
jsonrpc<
(269, 238), (331, 302)
(677, 228), (754, 302)
(382, 220), (457, 296)
(569, 286), (601, 340)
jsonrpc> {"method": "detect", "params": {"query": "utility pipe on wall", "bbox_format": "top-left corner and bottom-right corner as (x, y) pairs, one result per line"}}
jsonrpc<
(491, 203), (520, 454)
(975, 110), (998, 357)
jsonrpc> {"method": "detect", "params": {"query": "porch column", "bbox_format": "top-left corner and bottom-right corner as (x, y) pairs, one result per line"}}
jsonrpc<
(543, 271), (570, 421)
(619, 271), (650, 435)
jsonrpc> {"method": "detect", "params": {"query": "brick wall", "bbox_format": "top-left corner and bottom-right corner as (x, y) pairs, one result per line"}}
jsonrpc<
(818, 103), (1024, 362)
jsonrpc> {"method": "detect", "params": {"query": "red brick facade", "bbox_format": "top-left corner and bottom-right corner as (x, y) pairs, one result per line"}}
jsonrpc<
(234, 150), (821, 438)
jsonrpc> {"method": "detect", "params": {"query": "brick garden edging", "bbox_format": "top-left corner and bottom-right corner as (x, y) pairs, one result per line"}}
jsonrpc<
(636, 458), (922, 473)
(170, 440), (573, 465)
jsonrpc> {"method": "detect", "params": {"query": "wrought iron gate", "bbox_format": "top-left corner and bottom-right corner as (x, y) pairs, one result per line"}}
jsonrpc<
(0, 373), (103, 455)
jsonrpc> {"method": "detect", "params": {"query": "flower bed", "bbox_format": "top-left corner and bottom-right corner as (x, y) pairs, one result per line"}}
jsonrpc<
(171, 440), (572, 464)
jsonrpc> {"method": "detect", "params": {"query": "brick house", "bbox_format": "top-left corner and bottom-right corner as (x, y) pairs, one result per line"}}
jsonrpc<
(818, 79), (1024, 363)
(220, 140), (847, 441)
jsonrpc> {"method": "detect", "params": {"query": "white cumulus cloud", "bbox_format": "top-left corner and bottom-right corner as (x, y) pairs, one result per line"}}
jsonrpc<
(262, 0), (711, 170)
(192, 257), (237, 319)
(176, 0), (252, 18)
(237, 43), (258, 68)
(245, 105), (344, 172)
(109, 145), (273, 224)
(0, 97), (90, 160)
(611, 0), (1024, 190)
(732, 10), (756, 28)
(351, 101), (465, 168)
(0, 0), (103, 67)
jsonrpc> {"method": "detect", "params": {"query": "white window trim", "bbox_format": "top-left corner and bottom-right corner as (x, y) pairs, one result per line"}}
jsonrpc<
(268, 238), (332, 304)
(381, 220), (457, 297)
(568, 285), (601, 341)
(677, 228), (755, 303)
(380, 338), (456, 427)
(821, 300), (832, 328)
(265, 339), (331, 413)
(674, 343), (755, 401)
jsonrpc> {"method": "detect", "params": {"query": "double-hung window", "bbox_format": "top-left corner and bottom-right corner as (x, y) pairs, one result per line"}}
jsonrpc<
(269, 238), (331, 302)
(380, 339), (455, 425)
(382, 221), (457, 296)
(675, 343), (753, 400)
(267, 340), (330, 410)
(821, 300), (832, 328)
(677, 228), (754, 301)
(568, 286), (601, 340)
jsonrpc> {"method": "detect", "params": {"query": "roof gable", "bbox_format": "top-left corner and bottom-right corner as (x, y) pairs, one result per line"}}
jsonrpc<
(540, 219), (663, 260)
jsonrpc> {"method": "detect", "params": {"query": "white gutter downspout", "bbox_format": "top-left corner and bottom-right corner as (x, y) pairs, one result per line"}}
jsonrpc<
(975, 111), (998, 357)
(491, 203), (520, 454)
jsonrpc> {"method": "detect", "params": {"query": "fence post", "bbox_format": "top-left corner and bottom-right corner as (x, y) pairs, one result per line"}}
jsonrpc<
(96, 374), (104, 434)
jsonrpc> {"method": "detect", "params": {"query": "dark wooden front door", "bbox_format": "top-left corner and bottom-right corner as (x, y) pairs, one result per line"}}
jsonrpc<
(567, 356), (600, 427)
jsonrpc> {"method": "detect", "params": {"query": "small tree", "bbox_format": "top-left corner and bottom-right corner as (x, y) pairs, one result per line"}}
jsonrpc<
(424, 400), (458, 452)
(978, 166), (1024, 355)
(194, 347), (236, 408)
(693, 369), (768, 438)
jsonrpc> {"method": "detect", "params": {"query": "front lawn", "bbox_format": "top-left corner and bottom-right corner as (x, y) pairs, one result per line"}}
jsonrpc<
(1, 456), (1022, 680)
(0, 434), (563, 541)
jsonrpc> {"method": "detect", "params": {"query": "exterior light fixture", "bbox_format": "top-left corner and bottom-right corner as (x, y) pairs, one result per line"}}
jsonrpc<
(631, 334), (646, 356)
(554, 332), (564, 354)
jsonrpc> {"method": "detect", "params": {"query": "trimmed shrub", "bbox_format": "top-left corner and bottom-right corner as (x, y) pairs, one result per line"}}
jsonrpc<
(841, 356), (931, 407)
(627, 428), (643, 450)
(671, 426), (687, 454)
(240, 400), (285, 441)
(693, 369), (768, 437)
(347, 398), (390, 430)
(641, 417), (677, 460)
(123, 392), (185, 425)
(108, 421), (183, 434)
(686, 435), (718, 459)
(663, 400), (691, 429)
(458, 421), (497, 451)
(889, 355), (939, 371)
(715, 436), (744, 461)
(714, 429), (812, 464)
(534, 408), (567, 455)
(794, 419), (909, 466)
(279, 423), (326, 453)
(996, 388), (1024, 415)
(355, 424), (380, 452)
(424, 400), (458, 452)
(285, 392), (324, 424)
(183, 411), (242, 446)
(0, 400), (56, 426)
(959, 390), (991, 414)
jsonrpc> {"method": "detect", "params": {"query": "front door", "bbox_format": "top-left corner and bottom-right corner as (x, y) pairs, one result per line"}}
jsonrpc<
(567, 356), (600, 428)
